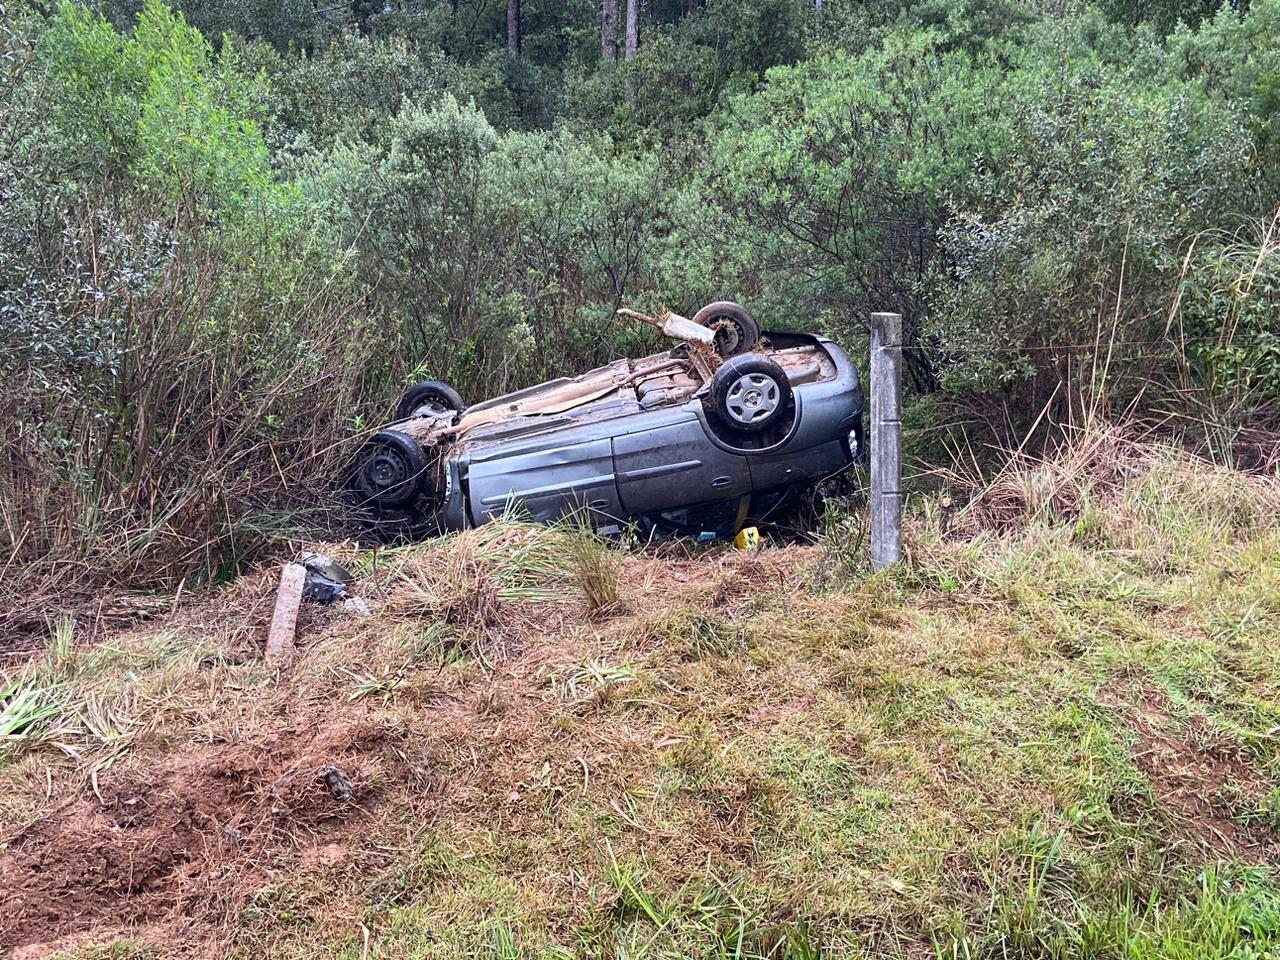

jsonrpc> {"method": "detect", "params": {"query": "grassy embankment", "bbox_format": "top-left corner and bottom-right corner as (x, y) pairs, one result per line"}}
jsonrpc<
(1, 425), (1278, 959)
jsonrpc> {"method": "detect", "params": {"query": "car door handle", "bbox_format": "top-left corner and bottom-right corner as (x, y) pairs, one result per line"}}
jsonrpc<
(712, 475), (734, 488)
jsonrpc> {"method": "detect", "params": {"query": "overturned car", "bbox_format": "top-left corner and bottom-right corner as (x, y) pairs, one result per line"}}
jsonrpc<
(349, 301), (864, 540)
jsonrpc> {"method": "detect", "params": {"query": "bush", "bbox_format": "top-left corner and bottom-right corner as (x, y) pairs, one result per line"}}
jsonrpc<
(1175, 218), (1280, 406)
(303, 98), (672, 397)
(233, 32), (458, 151)
(0, 0), (372, 618)
(683, 31), (1013, 386)
(679, 20), (1261, 423)
(930, 50), (1253, 414)
(3, 0), (1280, 626)
(1161, 0), (1280, 196)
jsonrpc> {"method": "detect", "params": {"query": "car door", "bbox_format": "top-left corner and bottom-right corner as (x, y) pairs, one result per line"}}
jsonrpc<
(466, 436), (622, 525)
(612, 409), (750, 516)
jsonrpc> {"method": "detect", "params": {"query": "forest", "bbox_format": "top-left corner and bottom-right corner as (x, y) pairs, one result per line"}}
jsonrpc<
(3, 2), (1280, 957)
(2, 0), (1279, 613)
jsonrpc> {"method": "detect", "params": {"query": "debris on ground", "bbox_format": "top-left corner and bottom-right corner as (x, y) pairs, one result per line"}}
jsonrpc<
(341, 596), (372, 617)
(316, 766), (356, 802)
(301, 553), (354, 604)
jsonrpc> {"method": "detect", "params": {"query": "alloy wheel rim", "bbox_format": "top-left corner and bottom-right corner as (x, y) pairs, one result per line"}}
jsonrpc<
(725, 372), (780, 424)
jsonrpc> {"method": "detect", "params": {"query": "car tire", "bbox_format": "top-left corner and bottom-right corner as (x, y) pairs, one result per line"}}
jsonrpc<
(692, 301), (760, 358)
(396, 380), (465, 420)
(709, 355), (792, 434)
(350, 429), (429, 507)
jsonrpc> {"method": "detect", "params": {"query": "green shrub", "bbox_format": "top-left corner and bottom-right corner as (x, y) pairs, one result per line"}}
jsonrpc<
(930, 50), (1252, 408)
(0, 0), (371, 605)
(680, 31), (1013, 384)
(303, 99), (671, 397)
(39, 0), (277, 214)
(1175, 221), (1280, 405)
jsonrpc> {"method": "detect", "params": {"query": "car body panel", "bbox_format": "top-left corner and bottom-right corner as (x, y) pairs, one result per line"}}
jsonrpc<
(467, 436), (621, 524)
(612, 410), (752, 515)
(747, 437), (849, 491)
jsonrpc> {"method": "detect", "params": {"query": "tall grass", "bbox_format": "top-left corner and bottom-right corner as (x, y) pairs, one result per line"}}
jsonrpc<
(0, 197), (380, 638)
(935, 419), (1278, 546)
(1165, 209), (1280, 472)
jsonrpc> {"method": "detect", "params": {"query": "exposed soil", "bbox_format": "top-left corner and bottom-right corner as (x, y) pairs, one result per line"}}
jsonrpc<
(0, 541), (813, 957)
(0, 716), (408, 951)
(1101, 681), (1278, 860)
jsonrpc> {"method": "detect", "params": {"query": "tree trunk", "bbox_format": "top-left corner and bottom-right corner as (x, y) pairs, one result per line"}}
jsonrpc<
(602, 0), (620, 60)
(624, 0), (640, 59)
(507, 0), (522, 55)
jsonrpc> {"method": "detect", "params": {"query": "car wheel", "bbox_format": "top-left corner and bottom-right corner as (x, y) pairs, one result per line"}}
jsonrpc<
(710, 355), (792, 434)
(396, 380), (465, 420)
(351, 429), (429, 507)
(692, 301), (760, 358)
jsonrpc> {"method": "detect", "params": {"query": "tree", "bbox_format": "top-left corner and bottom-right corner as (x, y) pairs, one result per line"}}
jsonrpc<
(692, 38), (1011, 389)
(507, 0), (522, 54)
(602, 0), (620, 60)
(624, 0), (640, 59)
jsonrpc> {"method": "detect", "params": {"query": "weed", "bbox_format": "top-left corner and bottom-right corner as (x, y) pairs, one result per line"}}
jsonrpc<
(78, 691), (140, 751)
(0, 676), (66, 750)
(815, 497), (869, 587)
(45, 613), (80, 675)
(343, 666), (405, 702)
(567, 527), (622, 617)
(549, 658), (636, 703)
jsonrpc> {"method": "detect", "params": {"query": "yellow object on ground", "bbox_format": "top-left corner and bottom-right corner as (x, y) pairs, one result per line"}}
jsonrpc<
(734, 526), (760, 551)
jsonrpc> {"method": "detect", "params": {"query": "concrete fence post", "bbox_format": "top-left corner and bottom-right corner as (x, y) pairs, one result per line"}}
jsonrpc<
(870, 312), (903, 570)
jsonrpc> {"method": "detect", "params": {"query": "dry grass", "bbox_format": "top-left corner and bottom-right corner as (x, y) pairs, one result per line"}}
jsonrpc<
(934, 420), (1278, 553)
(1, 426), (1279, 958)
(568, 532), (623, 619)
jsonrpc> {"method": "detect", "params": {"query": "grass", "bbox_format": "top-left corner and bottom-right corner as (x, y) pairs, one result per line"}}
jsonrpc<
(2, 427), (1279, 958)
(567, 530), (623, 618)
(0, 677), (66, 743)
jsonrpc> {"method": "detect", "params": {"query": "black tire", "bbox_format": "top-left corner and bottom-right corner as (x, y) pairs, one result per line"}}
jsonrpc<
(350, 429), (429, 507)
(709, 355), (792, 435)
(396, 380), (465, 420)
(692, 301), (761, 358)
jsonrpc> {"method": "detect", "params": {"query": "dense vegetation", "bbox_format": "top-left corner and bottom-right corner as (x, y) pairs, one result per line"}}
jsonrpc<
(1, 0), (1278, 608)
(1, 4), (1279, 955)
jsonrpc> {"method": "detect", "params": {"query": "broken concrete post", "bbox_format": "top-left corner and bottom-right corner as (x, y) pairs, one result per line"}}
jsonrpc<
(870, 312), (903, 570)
(265, 563), (306, 668)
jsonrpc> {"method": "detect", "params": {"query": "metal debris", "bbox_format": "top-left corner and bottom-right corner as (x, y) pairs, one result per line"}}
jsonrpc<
(301, 553), (353, 604)
(317, 765), (355, 801)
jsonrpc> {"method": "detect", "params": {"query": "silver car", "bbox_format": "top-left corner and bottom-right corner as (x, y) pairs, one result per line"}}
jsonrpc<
(350, 301), (864, 539)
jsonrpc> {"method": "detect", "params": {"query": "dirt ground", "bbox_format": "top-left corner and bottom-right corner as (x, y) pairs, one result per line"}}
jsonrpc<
(0, 539), (808, 955)
(2, 454), (1278, 958)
